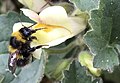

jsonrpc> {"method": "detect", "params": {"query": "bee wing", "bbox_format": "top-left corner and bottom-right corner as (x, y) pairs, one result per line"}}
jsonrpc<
(8, 52), (18, 74)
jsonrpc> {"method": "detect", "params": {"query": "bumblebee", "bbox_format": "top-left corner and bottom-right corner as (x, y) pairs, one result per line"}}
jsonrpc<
(7, 23), (47, 77)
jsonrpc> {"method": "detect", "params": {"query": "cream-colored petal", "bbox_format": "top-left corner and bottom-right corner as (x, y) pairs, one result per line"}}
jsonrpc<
(39, 6), (70, 29)
(32, 27), (71, 46)
(20, 9), (41, 22)
(32, 0), (50, 12)
(19, 0), (49, 12)
(13, 22), (33, 32)
(31, 34), (73, 51)
(68, 17), (87, 35)
(39, 6), (87, 34)
(30, 43), (43, 59)
(44, 35), (73, 47)
(18, 0), (33, 9)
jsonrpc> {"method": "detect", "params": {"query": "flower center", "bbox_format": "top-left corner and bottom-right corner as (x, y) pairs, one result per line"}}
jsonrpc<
(32, 23), (65, 32)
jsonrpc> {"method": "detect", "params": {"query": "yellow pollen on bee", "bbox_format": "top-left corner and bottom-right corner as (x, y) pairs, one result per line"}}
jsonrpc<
(11, 32), (26, 43)
(8, 46), (17, 53)
(8, 46), (22, 59)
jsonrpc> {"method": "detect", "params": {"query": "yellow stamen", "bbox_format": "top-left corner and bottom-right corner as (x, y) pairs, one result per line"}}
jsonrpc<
(32, 23), (72, 33)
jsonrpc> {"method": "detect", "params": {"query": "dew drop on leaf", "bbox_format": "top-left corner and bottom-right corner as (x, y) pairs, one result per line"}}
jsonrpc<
(116, 37), (118, 39)
(107, 68), (113, 73)
(111, 2), (113, 5)
(106, 60), (109, 62)
(107, 69), (110, 72)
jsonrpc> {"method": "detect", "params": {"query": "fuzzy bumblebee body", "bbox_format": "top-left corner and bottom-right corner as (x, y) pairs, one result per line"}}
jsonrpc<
(8, 24), (47, 76)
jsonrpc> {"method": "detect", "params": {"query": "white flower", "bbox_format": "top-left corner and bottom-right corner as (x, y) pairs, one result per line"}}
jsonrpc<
(13, 6), (87, 59)
(18, 0), (49, 12)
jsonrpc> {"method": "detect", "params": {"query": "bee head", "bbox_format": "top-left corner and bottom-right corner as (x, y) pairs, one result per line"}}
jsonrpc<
(19, 27), (33, 37)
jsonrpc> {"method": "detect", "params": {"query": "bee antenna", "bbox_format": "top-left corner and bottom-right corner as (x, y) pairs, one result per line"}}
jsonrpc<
(18, 18), (36, 28)
(27, 23), (36, 28)
(18, 18), (26, 27)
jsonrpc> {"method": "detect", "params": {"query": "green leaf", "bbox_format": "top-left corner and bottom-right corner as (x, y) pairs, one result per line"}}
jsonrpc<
(71, 0), (99, 12)
(62, 60), (92, 83)
(92, 78), (103, 83)
(84, 0), (120, 70)
(0, 54), (15, 83)
(45, 37), (81, 80)
(102, 66), (120, 83)
(46, 59), (72, 81)
(0, 51), (46, 83)
(0, 73), (4, 83)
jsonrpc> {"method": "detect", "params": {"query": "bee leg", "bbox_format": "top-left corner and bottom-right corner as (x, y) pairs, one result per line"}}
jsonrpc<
(27, 23), (36, 28)
(5, 69), (11, 72)
(31, 27), (47, 33)
(28, 45), (49, 52)
(5, 69), (17, 77)
(34, 27), (47, 31)
(13, 73), (17, 78)
(31, 36), (37, 40)
(24, 36), (36, 45)
(29, 36), (37, 41)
